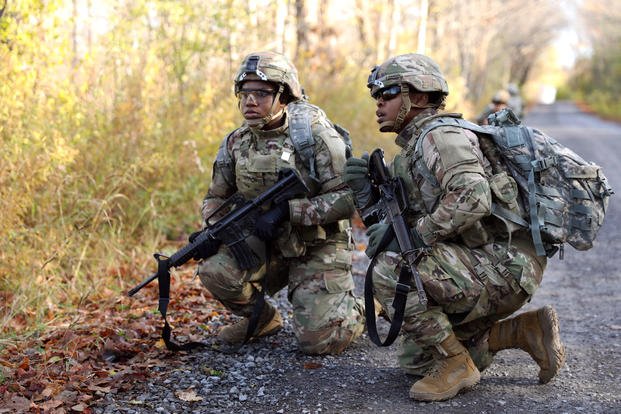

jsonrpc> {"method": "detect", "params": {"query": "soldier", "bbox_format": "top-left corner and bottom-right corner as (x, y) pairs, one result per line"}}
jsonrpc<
(344, 53), (565, 401)
(194, 51), (365, 355)
(476, 89), (511, 125)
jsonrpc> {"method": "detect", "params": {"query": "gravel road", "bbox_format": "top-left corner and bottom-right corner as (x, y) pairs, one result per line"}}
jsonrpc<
(94, 101), (620, 414)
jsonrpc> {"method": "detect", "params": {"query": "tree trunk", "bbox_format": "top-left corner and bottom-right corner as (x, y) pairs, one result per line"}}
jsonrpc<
(295, 0), (309, 62)
(417, 0), (429, 54)
(354, 0), (371, 64)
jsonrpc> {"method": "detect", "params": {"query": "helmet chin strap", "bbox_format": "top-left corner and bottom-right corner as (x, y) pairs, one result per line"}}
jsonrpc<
(379, 84), (439, 133)
(379, 84), (412, 133)
(246, 84), (285, 130)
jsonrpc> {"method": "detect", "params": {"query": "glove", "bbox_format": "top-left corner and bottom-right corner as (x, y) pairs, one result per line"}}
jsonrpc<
(365, 223), (398, 258)
(189, 230), (222, 260)
(254, 201), (290, 241)
(344, 153), (374, 208)
(365, 223), (429, 258)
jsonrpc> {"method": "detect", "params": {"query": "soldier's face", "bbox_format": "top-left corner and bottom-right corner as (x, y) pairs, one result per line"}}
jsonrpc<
(374, 87), (403, 128)
(238, 80), (285, 122)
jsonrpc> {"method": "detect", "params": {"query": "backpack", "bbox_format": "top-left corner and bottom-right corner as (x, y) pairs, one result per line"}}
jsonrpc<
(414, 108), (613, 258)
(215, 100), (352, 185)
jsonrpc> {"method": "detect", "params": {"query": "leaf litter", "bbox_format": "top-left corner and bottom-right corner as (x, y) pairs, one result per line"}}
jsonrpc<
(0, 268), (231, 413)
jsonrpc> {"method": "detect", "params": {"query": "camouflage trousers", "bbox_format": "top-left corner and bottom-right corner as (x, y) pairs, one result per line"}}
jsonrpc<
(198, 232), (365, 355)
(371, 237), (546, 375)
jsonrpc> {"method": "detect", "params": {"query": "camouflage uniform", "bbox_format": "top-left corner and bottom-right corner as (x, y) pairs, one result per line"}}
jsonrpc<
(366, 54), (547, 375)
(476, 90), (510, 125)
(198, 52), (364, 355)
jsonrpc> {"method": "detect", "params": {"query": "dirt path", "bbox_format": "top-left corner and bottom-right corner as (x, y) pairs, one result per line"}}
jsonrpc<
(93, 101), (620, 414)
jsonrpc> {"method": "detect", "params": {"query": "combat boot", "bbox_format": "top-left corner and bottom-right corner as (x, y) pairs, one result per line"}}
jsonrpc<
(218, 303), (283, 344)
(488, 305), (565, 384)
(409, 333), (480, 401)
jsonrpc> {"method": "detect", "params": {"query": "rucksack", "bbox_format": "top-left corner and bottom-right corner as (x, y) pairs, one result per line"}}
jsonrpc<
(216, 100), (351, 185)
(414, 108), (613, 258)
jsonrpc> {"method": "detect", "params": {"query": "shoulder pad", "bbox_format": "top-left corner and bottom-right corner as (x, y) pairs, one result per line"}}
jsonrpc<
(287, 100), (321, 116)
(287, 101), (317, 181)
(215, 127), (246, 187)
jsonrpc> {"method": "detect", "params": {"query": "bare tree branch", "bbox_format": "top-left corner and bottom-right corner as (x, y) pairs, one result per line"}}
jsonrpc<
(0, 0), (7, 20)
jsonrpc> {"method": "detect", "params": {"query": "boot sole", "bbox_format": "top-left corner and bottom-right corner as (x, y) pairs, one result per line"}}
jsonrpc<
(409, 370), (481, 401)
(538, 305), (566, 384)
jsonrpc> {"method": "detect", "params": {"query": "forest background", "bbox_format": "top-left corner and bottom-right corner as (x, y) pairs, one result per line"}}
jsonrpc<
(1, 0), (620, 343)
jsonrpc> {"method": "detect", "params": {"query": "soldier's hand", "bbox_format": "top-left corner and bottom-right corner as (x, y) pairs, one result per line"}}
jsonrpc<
(344, 153), (373, 208)
(365, 223), (429, 258)
(365, 223), (398, 258)
(189, 230), (222, 260)
(254, 201), (290, 241)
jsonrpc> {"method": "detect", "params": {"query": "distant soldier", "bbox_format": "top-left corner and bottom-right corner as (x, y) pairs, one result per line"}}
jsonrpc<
(476, 89), (510, 125)
(507, 82), (525, 119)
(345, 53), (565, 401)
(195, 51), (365, 354)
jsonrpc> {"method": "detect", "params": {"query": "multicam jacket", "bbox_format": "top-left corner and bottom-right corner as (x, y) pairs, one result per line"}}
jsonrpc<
(202, 101), (355, 256)
(392, 108), (511, 249)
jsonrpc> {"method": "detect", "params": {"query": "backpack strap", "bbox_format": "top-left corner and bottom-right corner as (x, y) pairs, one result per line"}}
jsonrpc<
(521, 126), (550, 257)
(333, 123), (352, 158)
(288, 102), (352, 183)
(215, 130), (238, 188)
(288, 105), (318, 182)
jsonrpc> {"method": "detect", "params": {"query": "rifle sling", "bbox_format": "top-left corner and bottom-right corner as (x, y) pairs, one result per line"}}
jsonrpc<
(237, 242), (271, 349)
(364, 226), (412, 347)
(156, 254), (208, 352)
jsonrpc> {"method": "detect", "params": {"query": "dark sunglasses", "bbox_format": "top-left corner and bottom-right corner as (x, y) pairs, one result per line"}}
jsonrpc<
(372, 85), (402, 101)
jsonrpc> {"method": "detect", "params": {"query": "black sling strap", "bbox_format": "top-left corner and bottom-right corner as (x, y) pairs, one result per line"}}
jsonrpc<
(239, 243), (272, 347)
(363, 226), (416, 347)
(156, 254), (208, 351)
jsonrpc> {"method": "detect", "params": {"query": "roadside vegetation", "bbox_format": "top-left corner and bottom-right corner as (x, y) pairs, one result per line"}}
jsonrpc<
(566, 2), (621, 121)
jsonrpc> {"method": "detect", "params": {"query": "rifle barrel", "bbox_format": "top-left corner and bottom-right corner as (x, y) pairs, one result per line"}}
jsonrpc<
(127, 272), (158, 297)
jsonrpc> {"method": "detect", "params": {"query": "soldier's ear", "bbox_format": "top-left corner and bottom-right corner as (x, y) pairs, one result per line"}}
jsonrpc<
(410, 92), (429, 107)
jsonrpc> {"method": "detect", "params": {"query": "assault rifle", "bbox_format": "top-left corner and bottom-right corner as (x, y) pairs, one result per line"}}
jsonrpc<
(127, 168), (309, 351)
(364, 148), (428, 347)
(128, 168), (309, 297)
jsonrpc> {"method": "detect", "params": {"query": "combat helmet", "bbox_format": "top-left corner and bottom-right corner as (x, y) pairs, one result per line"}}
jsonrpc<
(234, 51), (303, 129)
(367, 53), (449, 132)
(235, 51), (303, 100)
(507, 83), (519, 96)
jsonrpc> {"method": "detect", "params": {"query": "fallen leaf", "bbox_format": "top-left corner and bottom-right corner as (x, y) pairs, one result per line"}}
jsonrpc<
(47, 355), (63, 365)
(71, 402), (88, 412)
(87, 384), (111, 394)
(175, 389), (203, 402)
(18, 357), (30, 370)
(40, 399), (64, 411)
(42, 386), (57, 398)
(1, 395), (32, 412)
(303, 361), (323, 370)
